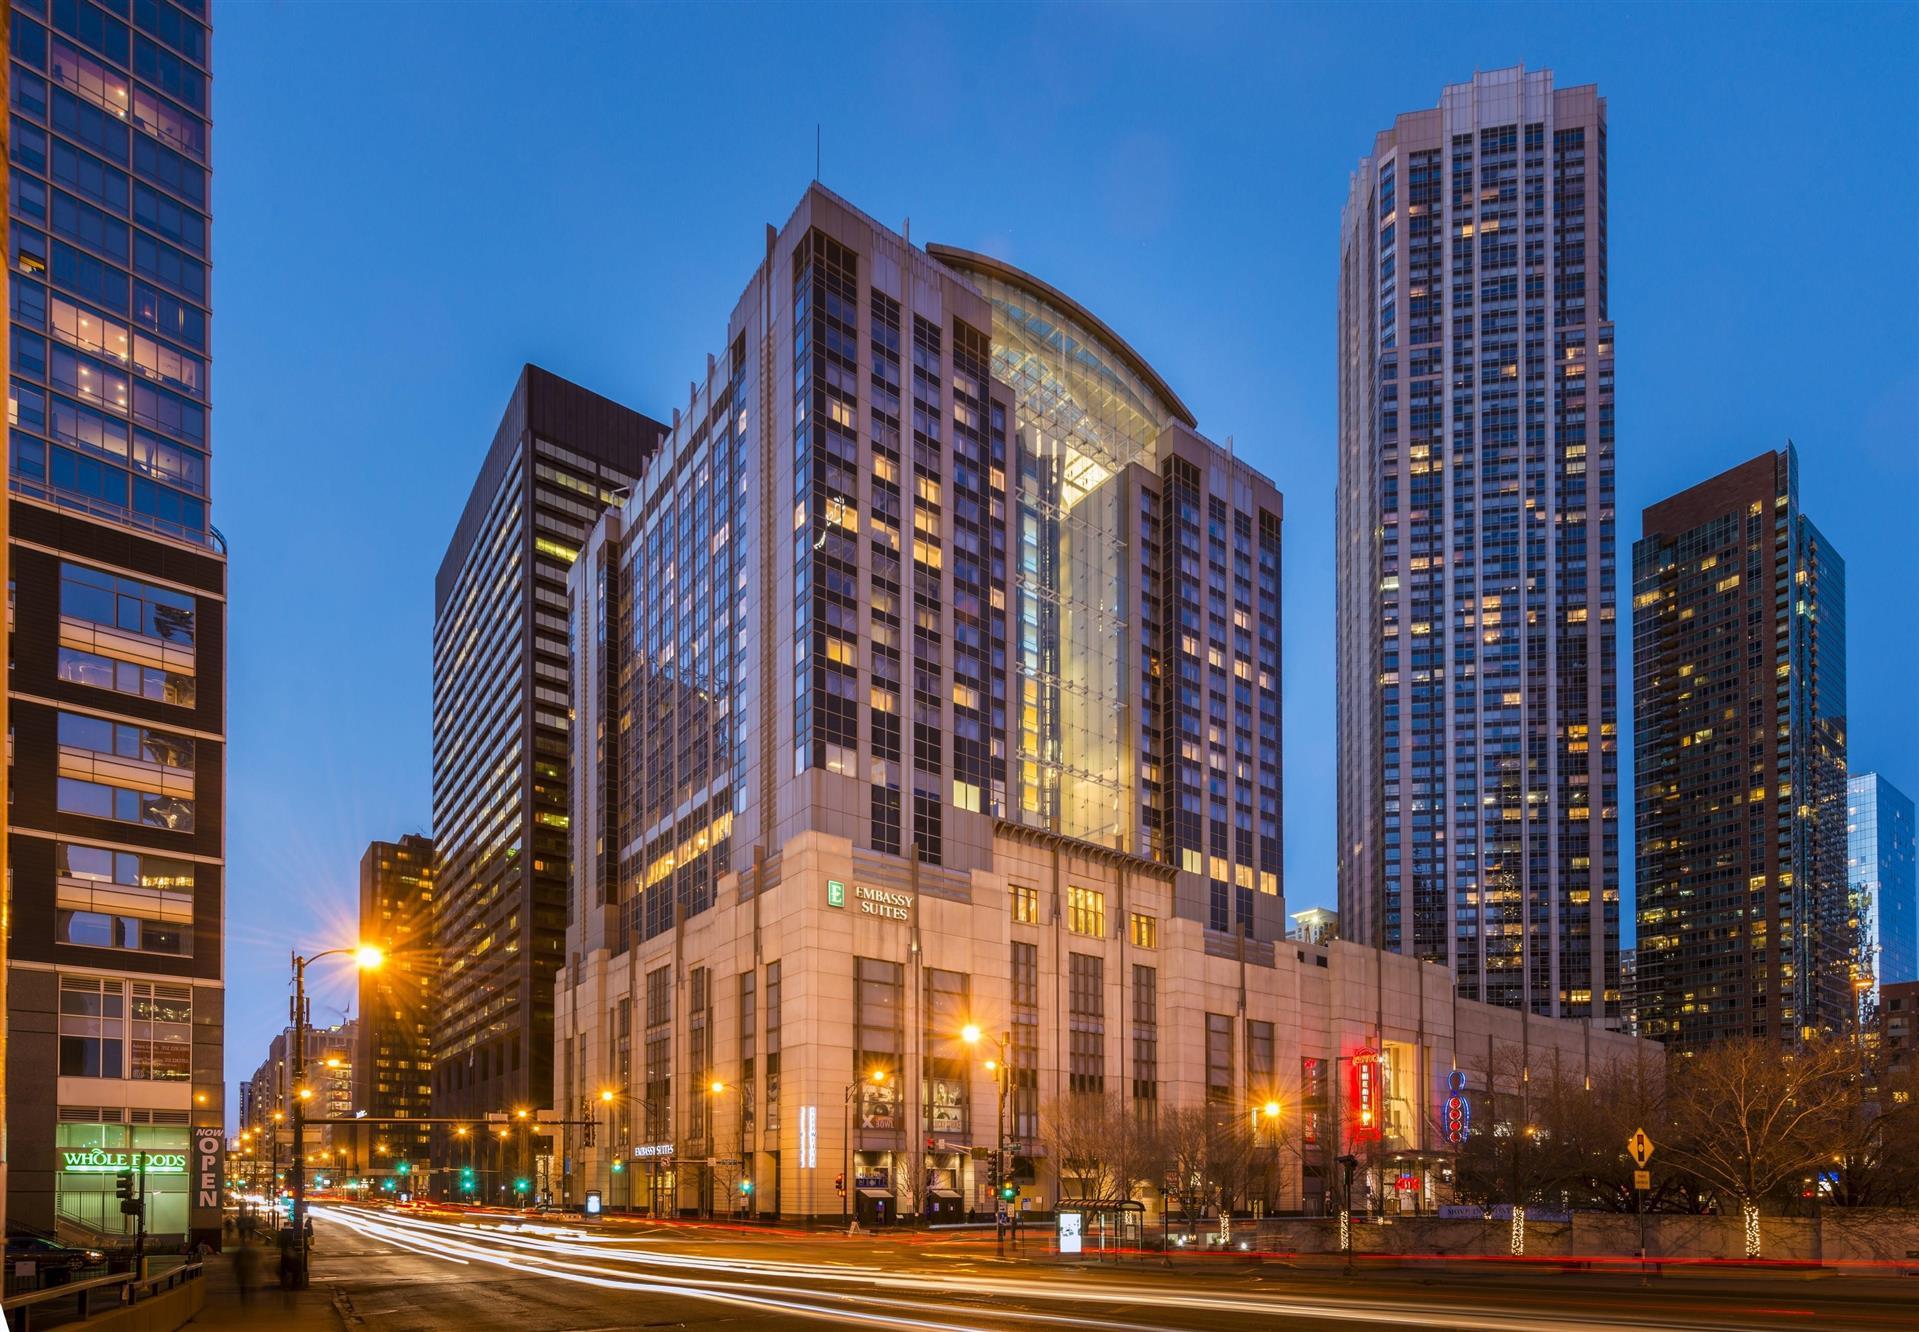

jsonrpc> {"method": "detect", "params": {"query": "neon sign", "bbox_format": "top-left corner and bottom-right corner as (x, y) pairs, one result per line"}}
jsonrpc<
(1443, 1069), (1472, 1145)
(61, 1148), (187, 1174)
(1352, 1047), (1381, 1141)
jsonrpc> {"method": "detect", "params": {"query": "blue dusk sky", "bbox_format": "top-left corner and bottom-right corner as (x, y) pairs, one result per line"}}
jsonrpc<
(215, 1), (1917, 1112)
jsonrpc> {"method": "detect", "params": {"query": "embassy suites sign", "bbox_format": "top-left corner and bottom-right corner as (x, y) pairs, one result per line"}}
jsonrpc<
(826, 879), (913, 923)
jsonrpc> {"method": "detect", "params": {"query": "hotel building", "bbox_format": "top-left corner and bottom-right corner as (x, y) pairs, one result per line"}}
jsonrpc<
(1336, 67), (1620, 1022)
(1633, 447), (1849, 1048)
(552, 185), (1647, 1221)
(5, 0), (222, 1240)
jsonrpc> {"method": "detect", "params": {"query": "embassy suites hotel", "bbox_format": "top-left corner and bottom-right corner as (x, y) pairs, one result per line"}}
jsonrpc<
(3, 0), (220, 1240)
(545, 185), (1647, 1221)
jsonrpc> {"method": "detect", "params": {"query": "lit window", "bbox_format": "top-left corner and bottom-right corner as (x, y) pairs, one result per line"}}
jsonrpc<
(1067, 886), (1106, 938)
(1130, 913), (1157, 948)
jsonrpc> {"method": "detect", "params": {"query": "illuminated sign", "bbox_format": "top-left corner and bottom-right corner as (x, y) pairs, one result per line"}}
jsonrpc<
(60, 1148), (187, 1174)
(193, 1128), (224, 1221)
(1443, 1069), (1472, 1145)
(856, 884), (911, 922)
(826, 881), (846, 908)
(631, 1142), (674, 1159)
(799, 1105), (817, 1169)
(1351, 1048), (1381, 1142)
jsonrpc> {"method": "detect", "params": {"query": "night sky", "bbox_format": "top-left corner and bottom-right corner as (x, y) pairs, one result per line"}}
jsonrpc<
(213, 1), (1917, 1118)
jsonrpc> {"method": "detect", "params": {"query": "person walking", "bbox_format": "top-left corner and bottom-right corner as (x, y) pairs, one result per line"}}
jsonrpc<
(231, 1240), (261, 1304)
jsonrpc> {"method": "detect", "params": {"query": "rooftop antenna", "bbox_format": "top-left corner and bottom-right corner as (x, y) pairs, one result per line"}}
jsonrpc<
(815, 123), (821, 183)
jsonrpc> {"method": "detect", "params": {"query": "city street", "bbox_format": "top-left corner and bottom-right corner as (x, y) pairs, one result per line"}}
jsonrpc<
(301, 1207), (1918, 1331)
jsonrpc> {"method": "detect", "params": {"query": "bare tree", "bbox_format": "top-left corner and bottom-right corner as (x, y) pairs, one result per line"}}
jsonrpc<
(1827, 1046), (1919, 1208)
(1153, 1103), (1259, 1238)
(1663, 1038), (1853, 1258)
(1039, 1093), (1157, 1203)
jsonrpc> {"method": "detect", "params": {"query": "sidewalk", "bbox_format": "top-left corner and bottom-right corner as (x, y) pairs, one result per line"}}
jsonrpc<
(184, 1239), (344, 1329)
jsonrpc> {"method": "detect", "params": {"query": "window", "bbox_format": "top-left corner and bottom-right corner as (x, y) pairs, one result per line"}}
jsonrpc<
(59, 561), (195, 645)
(1129, 912), (1158, 948)
(58, 711), (194, 770)
(128, 983), (191, 1080)
(59, 975), (123, 1078)
(1067, 885), (1105, 938)
(57, 909), (190, 956)
(1204, 1013), (1235, 1105)
(58, 777), (193, 831)
(854, 957), (903, 1128)
(1009, 882), (1038, 925)
(1010, 942), (1039, 1140)
(1068, 953), (1105, 1095)
(1132, 965), (1158, 1103)
(763, 961), (781, 1132)
(1247, 1019), (1274, 1089)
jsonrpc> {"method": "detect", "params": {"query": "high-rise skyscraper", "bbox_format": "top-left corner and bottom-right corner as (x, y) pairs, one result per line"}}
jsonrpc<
(356, 835), (436, 1160)
(551, 184), (1648, 1221)
(430, 366), (662, 1152)
(1634, 447), (1849, 1048)
(1337, 66), (1618, 1019)
(5, 1), (221, 1242)
(1849, 773), (1916, 989)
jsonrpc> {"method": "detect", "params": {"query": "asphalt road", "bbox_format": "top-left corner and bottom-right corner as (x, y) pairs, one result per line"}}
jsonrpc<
(307, 1205), (1919, 1331)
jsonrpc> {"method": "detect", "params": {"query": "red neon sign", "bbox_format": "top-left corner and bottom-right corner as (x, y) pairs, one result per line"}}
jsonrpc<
(1352, 1047), (1381, 1141)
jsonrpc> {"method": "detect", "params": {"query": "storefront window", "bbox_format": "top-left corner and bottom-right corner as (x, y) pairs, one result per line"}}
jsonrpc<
(56, 1121), (191, 1235)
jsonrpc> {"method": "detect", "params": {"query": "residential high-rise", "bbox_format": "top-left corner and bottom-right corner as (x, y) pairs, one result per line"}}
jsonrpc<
(430, 366), (662, 1155)
(5, 1), (222, 1243)
(1850, 773), (1916, 989)
(1336, 67), (1619, 1019)
(551, 184), (1649, 1222)
(1633, 447), (1848, 1048)
(356, 835), (436, 1160)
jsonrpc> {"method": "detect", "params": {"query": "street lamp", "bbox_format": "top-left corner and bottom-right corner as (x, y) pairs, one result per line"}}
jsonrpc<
(1258, 1100), (1283, 1216)
(961, 1024), (1015, 1249)
(287, 943), (383, 1287)
(843, 1068), (889, 1226)
(704, 1081), (751, 1218)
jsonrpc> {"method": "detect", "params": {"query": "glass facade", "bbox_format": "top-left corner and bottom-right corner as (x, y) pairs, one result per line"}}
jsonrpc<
(1633, 447), (1849, 1047)
(10, 0), (213, 542)
(1338, 67), (1618, 1020)
(430, 368), (659, 1134)
(1849, 773), (1916, 990)
(357, 836), (435, 1157)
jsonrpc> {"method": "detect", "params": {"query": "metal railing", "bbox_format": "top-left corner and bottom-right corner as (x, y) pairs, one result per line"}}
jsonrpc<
(1, 1261), (203, 1331)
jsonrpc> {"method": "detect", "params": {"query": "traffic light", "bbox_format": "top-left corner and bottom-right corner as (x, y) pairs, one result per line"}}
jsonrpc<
(514, 1177), (530, 1193)
(834, 1172), (846, 1196)
(396, 1160), (410, 1176)
(999, 1181), (1016, 1202)
(115, 1170), (135, 1201)
(611, 1161), (624, 1174)
(739, 1179), (753, 1195)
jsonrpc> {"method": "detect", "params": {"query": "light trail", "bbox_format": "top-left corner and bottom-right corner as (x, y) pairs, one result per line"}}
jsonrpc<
(312, 1204), (1877, 1332)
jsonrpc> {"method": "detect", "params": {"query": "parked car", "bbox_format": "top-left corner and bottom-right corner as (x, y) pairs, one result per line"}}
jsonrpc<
(6, 1234), (107, 1285)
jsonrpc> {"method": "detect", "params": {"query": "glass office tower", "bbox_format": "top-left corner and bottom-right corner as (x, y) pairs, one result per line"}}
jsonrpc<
(356, 835), (436, 1162)
(430, 366), (661, 1183)
(1337, 67), (1619, 1020)
(1634, 447), (1849, 1048)
(1849, 773), (1916, 990)
(5, 0), (222, 1242)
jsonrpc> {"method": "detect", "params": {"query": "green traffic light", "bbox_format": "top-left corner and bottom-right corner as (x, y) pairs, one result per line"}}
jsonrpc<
(396, 1161), (410, 1174)
(514, 1178), (529, 1191)
(611, 1162), (623, 1173)
(739, 1180), (753, 1194)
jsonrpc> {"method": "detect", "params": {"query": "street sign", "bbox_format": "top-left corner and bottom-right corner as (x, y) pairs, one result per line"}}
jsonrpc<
(486, 1112), (508, 1123)
(1632, 1169), (1651, 1191)
(1627, 1128), (1655, 1167)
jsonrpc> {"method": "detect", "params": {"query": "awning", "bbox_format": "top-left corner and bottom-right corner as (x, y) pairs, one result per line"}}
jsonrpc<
(857, 1188), (891, 1200)
(928, 1189), (961, 1200)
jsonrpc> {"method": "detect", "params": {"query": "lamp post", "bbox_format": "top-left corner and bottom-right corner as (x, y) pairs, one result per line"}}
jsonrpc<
(960, 1024), (1013, 1250)
(1259, 1100), (1283, 1217)
(843, 1068), (888, 1227)
(706, 1081), (751, 1218)
(1336, 1153), (1359, 1275)
(287, 943), (383, 1288)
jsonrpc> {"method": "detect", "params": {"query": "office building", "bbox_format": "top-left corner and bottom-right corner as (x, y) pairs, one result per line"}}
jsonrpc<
(551, 184), (1651, 1221)
(5, 0), (222, 1242)
(1850, 773), (1916, 989)
(1633, 447), (1848, 1048)
(240, 1022), (357, 1185)
(430, 366), (663, 1155)
(356, 835), (436, 1160)
(1336, 66), (1619, 1021)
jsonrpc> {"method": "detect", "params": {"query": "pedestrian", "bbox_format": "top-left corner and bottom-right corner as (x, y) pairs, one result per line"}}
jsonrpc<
(232, 1240), (260, 1304)
(277, 1226), (296, 1290)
